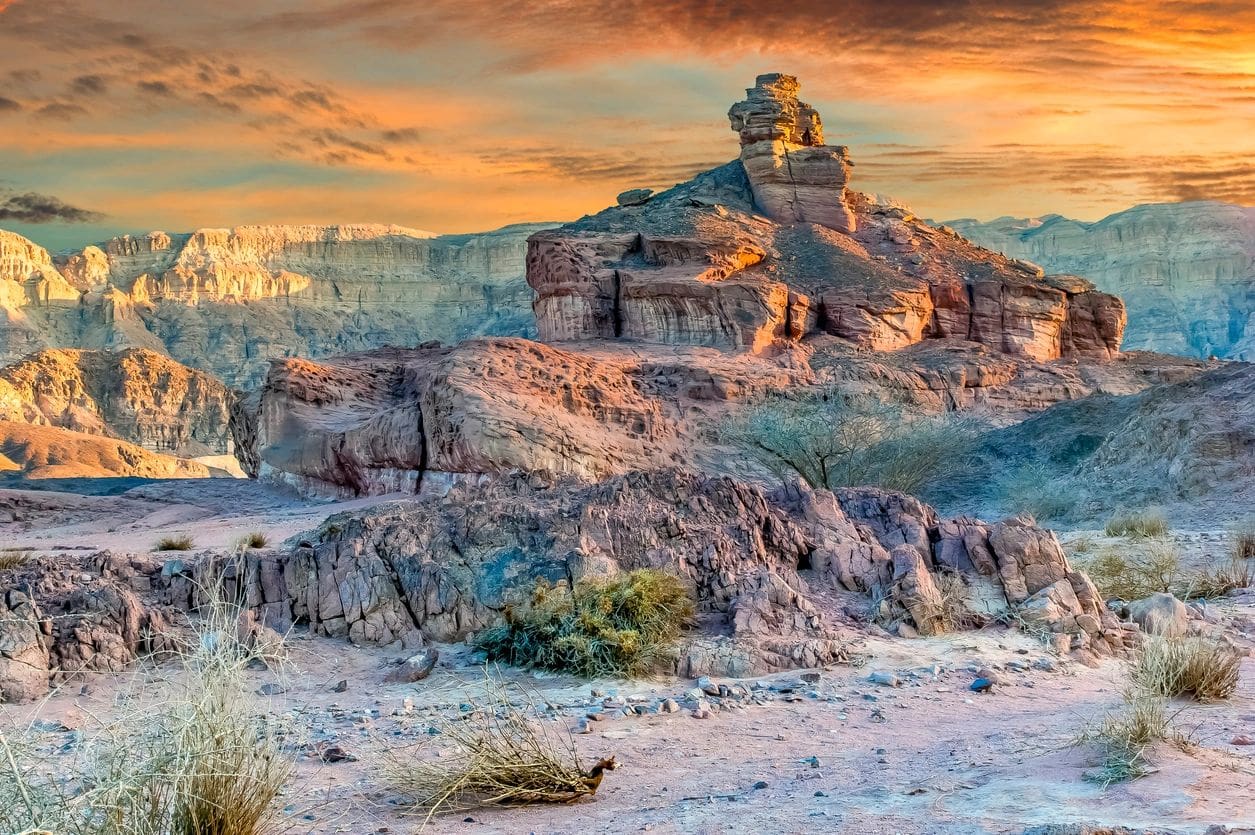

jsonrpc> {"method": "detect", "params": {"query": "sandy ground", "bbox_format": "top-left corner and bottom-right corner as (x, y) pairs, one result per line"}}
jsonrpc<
(3, 479), (1255, 834)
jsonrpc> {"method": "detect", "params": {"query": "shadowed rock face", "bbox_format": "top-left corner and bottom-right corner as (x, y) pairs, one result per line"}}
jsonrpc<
(528, 76), (1126, 363)
(0, 223), (554, 388)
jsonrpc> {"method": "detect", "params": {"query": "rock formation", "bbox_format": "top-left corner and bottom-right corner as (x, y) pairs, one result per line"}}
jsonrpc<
(945, 202), (1255, 360)
(0, 422), (213, 479)
(0, 470), (1137, 699)
(528, 75), (1126, 363)
(0, 223), (554, 388)
(728, 73), (856, 233)
(0, 348), (233, 456)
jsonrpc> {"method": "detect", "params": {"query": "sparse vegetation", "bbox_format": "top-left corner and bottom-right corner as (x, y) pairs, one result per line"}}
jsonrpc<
(0, 548), (31, 570)
(385, 677), (616, 824)
(240, 531), (269, 549)
(1181, 558), (1254, 600)
(0, 590), (293, 835)
(1233, 526), (1255, 561)
(995, 460), (1079, 521)
(1077, 540), (1181, 601)
(476, 569), (694, 678)
(723, 386), (980, 494)
(1078, 690), (1183, 785)
(1131, 634), (1242, 702)
(154, 534), (195, 552)
(1104, 509), (1170, 539)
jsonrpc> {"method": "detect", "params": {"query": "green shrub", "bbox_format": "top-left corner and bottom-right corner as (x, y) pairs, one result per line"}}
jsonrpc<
(476, 569), (694, 678)
(1132, 635), (1242, 702)
(1105, 509), (1170, 539)
(1078, 691), (1179, 785)
(722, 386), (979, 494)
(155, 535), (195, 552)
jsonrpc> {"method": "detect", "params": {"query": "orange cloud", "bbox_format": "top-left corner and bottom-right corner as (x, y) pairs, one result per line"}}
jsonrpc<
(0, 0), (1251, 244)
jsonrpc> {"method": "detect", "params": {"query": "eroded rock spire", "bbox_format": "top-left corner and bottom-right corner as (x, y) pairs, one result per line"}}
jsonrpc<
(728, 73), (856, 233)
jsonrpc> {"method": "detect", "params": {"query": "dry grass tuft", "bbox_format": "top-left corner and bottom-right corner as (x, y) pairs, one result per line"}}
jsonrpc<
(1104, 509), (1170, 539)
(476, 569), (694, 678)
(0, 548), (31, 570)
(154, 534), (195, 552)
(1181, 558), (1254, 600)
(1131, 634), (1242, 702)
(1077, 541), (1180, 601)
(929, 570), (985, 633)
(385, 677), (616, 825)
(240, 531), (269, 549)
(0, 589), (293, 835)
(1078, 690), (1184, 785)
(1233, 527), (1255, 561)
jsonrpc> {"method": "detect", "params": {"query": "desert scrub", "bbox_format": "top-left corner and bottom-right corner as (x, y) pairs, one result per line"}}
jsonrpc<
(240, 531), (269, 549)
(0, 591), (294, 835)
(1077, 690), (1185, 785)
(1104, 509), (1170, 539)
(1077, 540), (1180, 601)
(154, 534), (195, 552)
(1233, 526), (1255, 561)
(476, 569), (694, 678)
(1181, 558), (1253, 599)
(385, 677), (616, 824)
(0, 548), (31, 570)
(1131, 634), (1242, 702)
(722, 386), (980, 494)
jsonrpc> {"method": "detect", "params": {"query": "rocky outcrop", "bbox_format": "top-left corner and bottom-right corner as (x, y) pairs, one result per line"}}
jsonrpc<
(244, 339), (696, 497)
(0, 470), (1140, 699)
(0, 348), (233, 456)
(945, 202), (1255, 360)
(0, 223), (555, 388)
(0, 552), (175, 702)
(528, 76), (1125, 363)
(728, 73), (856, 233)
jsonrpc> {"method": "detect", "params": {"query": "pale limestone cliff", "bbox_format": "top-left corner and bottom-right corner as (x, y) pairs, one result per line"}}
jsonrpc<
(0, 223), (555, 387)
(945, 202), (1255, 359)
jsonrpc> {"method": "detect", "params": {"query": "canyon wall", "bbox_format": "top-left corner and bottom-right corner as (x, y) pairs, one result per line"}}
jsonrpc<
(946, 202), (1255, 359)
(0, 222), (554, 388)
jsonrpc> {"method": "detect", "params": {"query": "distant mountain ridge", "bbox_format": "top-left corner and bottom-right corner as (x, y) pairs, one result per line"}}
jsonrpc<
(944, 201), (1255, 360)
(0, 221), (558, 388)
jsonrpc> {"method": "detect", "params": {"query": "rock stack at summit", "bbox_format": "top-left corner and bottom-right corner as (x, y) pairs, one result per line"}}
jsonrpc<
(728, 73), (856, 233)
(527, 75), (1125, 362)
(240, 75), (1156, 499)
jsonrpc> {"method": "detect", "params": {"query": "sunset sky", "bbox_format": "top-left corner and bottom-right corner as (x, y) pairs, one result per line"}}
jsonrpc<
(1, 0), (1253, 251)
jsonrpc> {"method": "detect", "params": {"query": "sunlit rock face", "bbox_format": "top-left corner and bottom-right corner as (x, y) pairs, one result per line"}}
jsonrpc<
(946, 202), (1255, 360)
(728, 73), (856, 233)
(0, 223), (554, 387)
(527, 75), (1126, 363)
(0, 348), (233, 456)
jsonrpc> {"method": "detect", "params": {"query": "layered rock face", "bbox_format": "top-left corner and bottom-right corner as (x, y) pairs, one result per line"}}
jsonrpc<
(528, 76), (1125, 363)
(946, 202), (1255, 359)
(0, 223), (553, 388)
(0, 348), (233, 456)
(728, 73), (856, 233)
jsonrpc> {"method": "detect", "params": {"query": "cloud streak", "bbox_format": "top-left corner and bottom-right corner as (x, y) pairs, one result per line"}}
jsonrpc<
(0, 191), (104, 223)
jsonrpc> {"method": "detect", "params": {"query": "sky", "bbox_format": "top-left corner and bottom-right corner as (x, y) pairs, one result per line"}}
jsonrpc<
(1, 0), (1253, 251)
